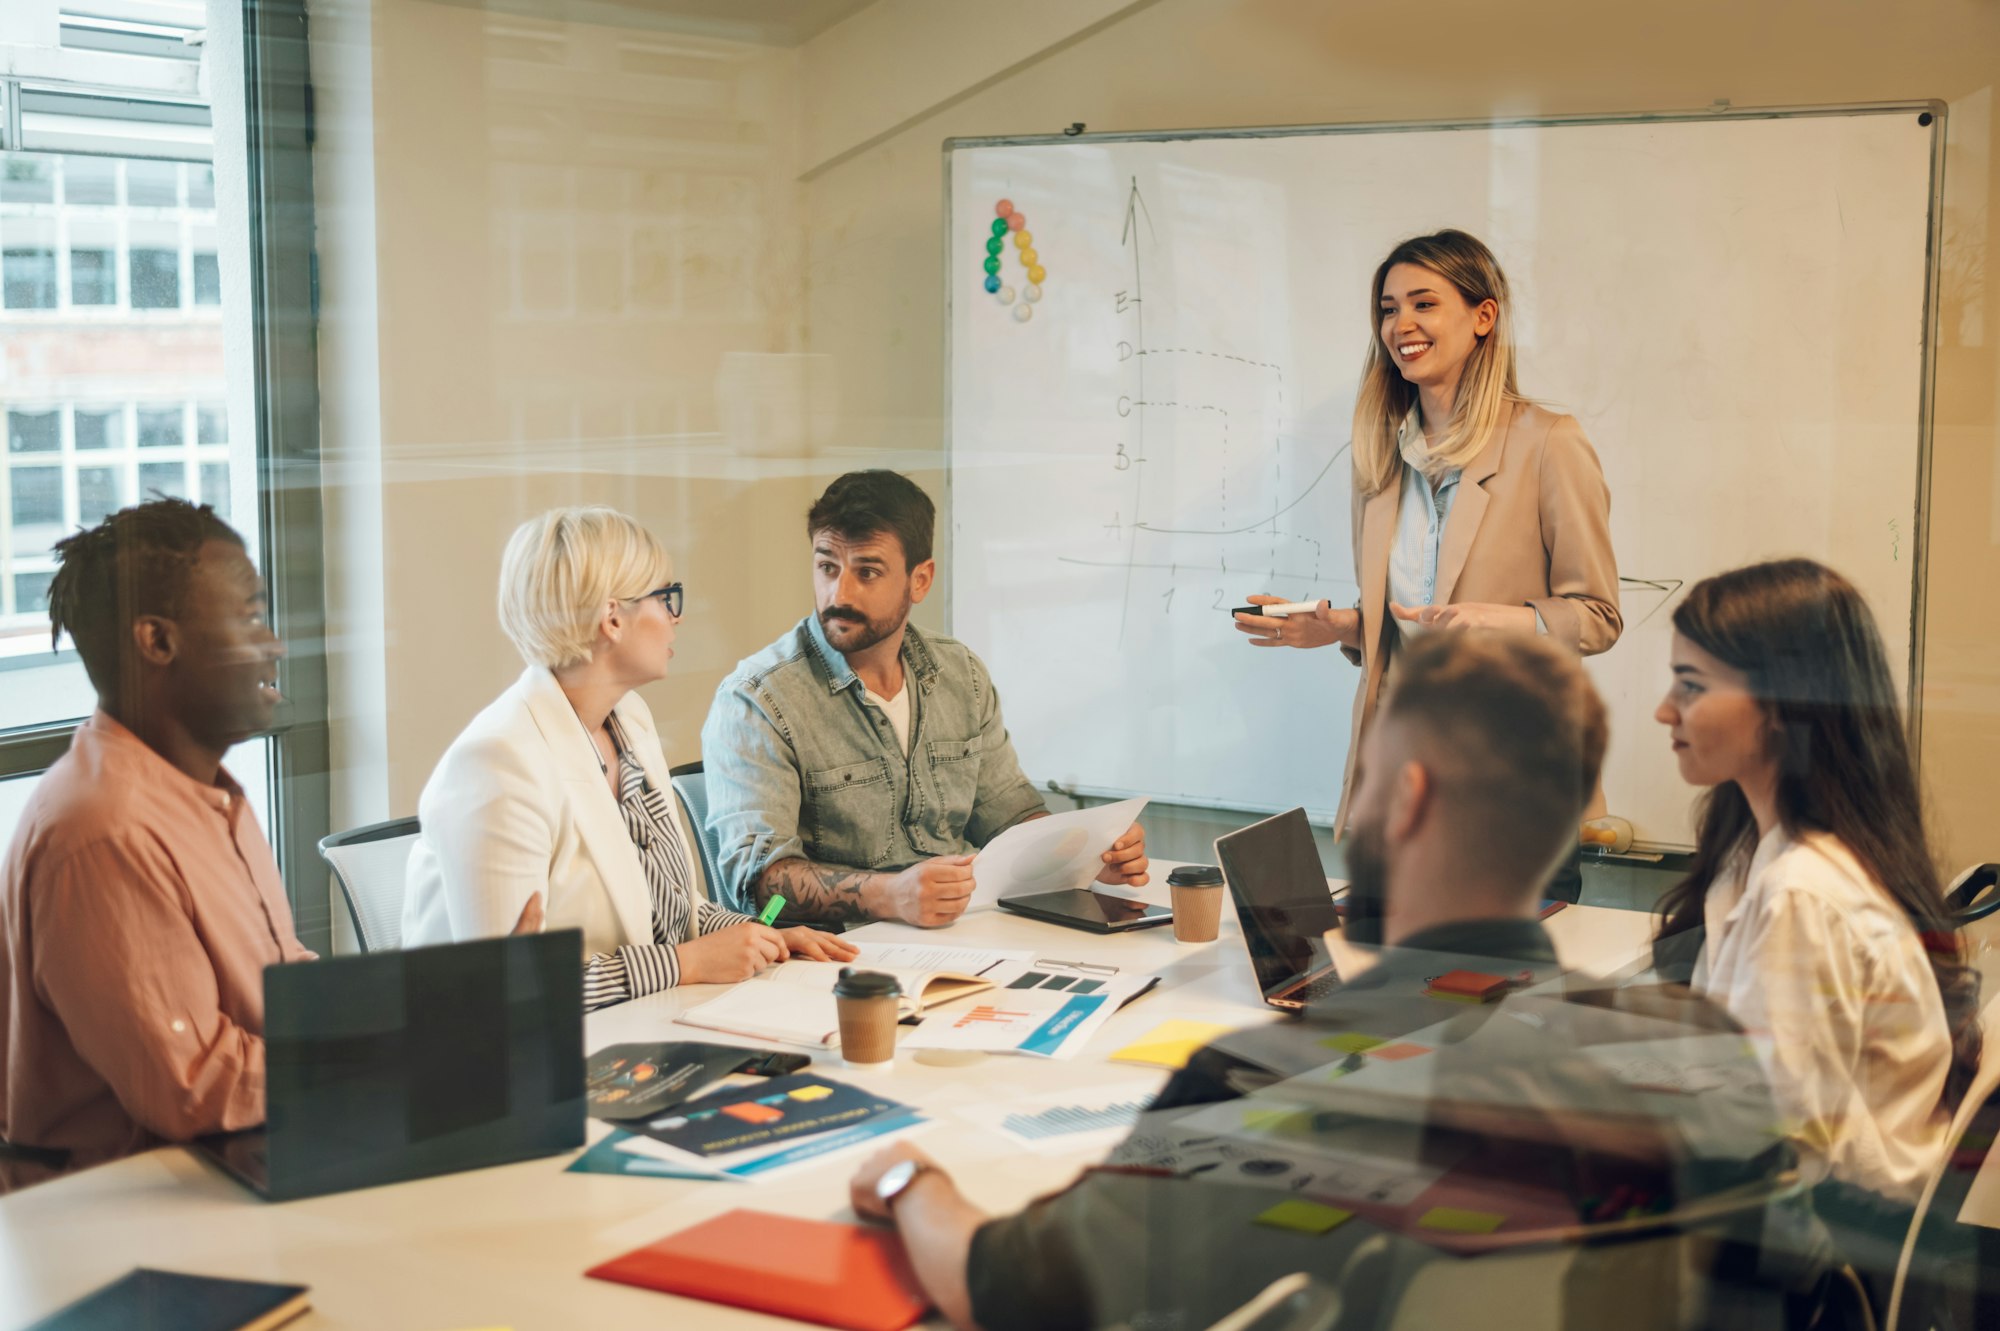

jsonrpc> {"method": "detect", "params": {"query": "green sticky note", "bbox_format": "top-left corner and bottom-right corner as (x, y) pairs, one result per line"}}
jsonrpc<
(1319, 1032), (1386, 1055)
(1254, 1200), (1354, 1235)
(1416, 1206), (1506, 1234)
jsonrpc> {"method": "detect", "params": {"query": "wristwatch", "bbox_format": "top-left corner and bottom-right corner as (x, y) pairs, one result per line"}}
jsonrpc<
(874, 1157), (936, 1214)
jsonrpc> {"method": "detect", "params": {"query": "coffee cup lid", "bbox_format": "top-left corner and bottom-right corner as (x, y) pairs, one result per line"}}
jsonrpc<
(833, 967), (902, 999)
(1167, 865), (1225, 887)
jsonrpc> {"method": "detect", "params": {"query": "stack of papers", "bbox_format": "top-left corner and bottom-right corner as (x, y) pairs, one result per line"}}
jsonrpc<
(899, 971), (1157, 1060)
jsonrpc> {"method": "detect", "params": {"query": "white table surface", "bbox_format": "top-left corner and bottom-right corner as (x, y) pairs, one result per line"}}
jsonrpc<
(0, 879), (1659, 1329)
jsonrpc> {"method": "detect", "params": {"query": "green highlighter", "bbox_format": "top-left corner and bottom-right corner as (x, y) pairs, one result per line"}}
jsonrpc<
(757, 894), (786, 926)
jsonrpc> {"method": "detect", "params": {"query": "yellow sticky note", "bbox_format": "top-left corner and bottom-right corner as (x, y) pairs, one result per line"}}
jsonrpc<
(1108, 1019), (1234, 1070)
(1254, 1200), (1353, 1234)
(787, 1084), (835, 1102)
(1319, 1032), (1386, 1055)
(1416, 1207), (1506, 1234)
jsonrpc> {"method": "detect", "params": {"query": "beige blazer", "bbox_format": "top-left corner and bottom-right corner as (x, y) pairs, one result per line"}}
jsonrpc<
(1334, 401), (1621, 833)
(402, 666), (710, 954)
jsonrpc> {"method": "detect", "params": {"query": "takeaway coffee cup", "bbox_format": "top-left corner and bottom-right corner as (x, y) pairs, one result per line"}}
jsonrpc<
(1167, 865), (1226, 943)
(833, 968), (902, 1066)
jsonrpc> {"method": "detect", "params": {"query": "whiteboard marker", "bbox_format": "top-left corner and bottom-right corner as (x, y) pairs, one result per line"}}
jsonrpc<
(1230, 600), (1325, 618)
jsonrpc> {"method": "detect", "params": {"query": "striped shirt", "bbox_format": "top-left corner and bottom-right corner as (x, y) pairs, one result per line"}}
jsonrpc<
(580, 714), (752, 1010)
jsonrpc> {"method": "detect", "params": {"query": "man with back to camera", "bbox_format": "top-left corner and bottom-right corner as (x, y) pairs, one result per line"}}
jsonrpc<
(842, 631), (1798, 1330)
(702, 470), (1149, 926)
(0, 499), (314, 1190)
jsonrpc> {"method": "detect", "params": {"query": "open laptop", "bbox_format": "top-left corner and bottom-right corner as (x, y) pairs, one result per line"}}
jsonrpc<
(1214, 808), (1346, 1011)
(194, 929), (586, 1202)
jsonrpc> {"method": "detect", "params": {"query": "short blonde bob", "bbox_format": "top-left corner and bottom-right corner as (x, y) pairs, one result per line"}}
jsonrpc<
(1352, 229), (1523, 496)
(497, 506), (671, 670)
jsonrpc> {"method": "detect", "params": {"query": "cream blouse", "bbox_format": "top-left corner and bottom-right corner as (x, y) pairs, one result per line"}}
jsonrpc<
(1692, 826), (1952, 1202)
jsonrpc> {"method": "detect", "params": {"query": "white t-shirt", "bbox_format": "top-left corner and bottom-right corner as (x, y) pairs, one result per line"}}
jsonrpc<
(1692, 826), (1952, 1202)
(862, 679), (912, 755)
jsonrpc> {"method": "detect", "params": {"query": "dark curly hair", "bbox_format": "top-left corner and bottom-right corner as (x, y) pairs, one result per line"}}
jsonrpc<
(806, 471), (934, 570)
(48, 498), (244, 699)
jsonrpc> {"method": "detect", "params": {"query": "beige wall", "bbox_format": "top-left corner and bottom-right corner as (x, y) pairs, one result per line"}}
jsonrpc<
(316, 0), (825, 832)
(795, 0), (2000, 869)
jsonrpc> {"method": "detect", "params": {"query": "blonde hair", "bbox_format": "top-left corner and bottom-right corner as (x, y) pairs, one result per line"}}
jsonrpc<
(496, 507), (671, 669)
(1352, 230), (1522, 496)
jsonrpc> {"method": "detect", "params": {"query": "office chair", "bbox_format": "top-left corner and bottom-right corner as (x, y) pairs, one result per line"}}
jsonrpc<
(317, 816), (422, 952)
(1945, 865), (2000, 928)
(668, 761), (732, 909)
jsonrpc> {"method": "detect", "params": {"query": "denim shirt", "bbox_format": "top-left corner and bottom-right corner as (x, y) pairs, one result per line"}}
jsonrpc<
(699, 613), (1047, 912)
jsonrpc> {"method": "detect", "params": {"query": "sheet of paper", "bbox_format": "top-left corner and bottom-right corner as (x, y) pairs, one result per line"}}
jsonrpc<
(900, 974), (1149, 1059)
(760, 942), (1033, 991)
(954, 1083), (1153, 1154)
(969, 796), (1149, 908)
(1108, 1019), (1235, 1069)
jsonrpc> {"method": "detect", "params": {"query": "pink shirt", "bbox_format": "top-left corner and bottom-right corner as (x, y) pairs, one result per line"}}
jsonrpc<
(1, 712), (314, 1179)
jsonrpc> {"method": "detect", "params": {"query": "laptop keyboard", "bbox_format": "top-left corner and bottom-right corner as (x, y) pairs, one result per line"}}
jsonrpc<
(1288, 972), (1343, 1004)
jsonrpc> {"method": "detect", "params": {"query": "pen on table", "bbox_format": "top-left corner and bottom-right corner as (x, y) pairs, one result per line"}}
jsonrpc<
(1230, 600), (1326, 618)
(758, 894), (786, 926)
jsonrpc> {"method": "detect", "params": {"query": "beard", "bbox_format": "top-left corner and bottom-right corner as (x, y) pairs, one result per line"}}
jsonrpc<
(1340, 811), (1390, 946)
(819, 596), (911, 655)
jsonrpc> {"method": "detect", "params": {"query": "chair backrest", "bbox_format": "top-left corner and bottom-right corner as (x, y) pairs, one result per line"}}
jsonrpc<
(668, 761), (731, 909)
(1946, 864), (2000, 928)
(1334, 1172), (1805, 1331)
(1882, 987), (2000, 1331)
(318, 816), (421, 953)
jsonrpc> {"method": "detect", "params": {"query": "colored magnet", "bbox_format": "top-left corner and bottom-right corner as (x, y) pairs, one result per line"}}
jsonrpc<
(991, 218), (1009, 237)
(1027, 265), (1047, 284)
(995, 198), (1014, 217)
(1012, 303), (1033, 322)
(996, 285), (1016, 304)
(1019, 248), (1038, 267)
(1006, 212), (1025, 232)
(983, 256), (1001, 275)
(985, 236), (1004, 256)
(1022, 283), (1041, 303)
(1012, 230), (1032, 249)
(983, 274), (1000, 293)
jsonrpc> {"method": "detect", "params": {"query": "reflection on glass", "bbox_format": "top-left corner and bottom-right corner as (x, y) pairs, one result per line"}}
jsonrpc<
(126, 160), (180, 208)
(76, 467), (123, 526)
(0, 159), (54, 206)
(129, 248), (180, 309)
(62, 156), (117, 206)
(70, 248), (116, 305)
(3, 249), (57, 309)
(139, 460), (187, 501)
(73, 409), (118, 451)
(7, 411), (58, 454)
(193, 253), (220, 306)
(137, 407), (183, 449)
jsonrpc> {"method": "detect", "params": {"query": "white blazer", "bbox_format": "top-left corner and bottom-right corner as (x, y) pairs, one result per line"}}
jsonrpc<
(401, 666), (709, 955)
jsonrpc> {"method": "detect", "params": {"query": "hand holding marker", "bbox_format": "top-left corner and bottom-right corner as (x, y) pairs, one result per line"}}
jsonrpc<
(984, 199), (1048, 322)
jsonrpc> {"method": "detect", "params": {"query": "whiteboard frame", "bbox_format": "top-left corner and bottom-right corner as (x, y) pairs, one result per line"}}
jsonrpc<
(941, 101), (1948, 845)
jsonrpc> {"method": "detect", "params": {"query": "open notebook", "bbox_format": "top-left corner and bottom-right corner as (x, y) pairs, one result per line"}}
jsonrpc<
(676, 942), (1034, 1049)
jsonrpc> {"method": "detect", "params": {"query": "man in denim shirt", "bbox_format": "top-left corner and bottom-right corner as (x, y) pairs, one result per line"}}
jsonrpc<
(701, 471), (1148, 926)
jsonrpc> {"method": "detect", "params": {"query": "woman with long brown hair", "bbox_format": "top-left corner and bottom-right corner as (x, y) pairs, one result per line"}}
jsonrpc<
(1653, 558), (1979, 1215)
(1235, 230), (1621, 892)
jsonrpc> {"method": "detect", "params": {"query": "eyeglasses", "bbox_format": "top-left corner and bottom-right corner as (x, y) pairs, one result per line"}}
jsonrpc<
(632, 583), (683, 617)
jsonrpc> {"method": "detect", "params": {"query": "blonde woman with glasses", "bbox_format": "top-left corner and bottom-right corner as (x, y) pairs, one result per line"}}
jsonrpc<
(1235, 231), (1621, 887)
(403, 507), (854, 1008)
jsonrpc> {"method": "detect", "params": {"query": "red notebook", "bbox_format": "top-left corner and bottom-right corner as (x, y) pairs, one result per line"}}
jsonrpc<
(586, 1208), (931, 1331)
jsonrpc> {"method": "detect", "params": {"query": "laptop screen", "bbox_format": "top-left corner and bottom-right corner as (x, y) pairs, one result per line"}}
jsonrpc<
(259, 929), (585, 1201)
(1215, 808), (1343, 998)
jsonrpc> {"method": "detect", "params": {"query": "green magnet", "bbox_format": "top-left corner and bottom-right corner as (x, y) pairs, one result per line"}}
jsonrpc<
(990, 218), (1009, 237)
(983, 255), (1001, 274)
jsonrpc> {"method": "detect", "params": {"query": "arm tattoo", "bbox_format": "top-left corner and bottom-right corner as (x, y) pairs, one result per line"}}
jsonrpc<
(756, 857), (877, 925)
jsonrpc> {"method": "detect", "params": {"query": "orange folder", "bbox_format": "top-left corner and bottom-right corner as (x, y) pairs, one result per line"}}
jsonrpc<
(586, 1208), (931, 1331)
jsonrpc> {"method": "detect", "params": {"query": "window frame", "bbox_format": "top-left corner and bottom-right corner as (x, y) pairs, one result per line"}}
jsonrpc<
(0, 1), (331, 953)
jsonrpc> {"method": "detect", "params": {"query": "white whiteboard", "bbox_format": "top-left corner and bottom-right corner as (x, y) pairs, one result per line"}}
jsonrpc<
(946, 108), (1939, 849)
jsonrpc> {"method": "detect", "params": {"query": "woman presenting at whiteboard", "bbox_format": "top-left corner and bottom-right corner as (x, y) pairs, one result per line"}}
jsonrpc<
(1235, 230), (1621, 889)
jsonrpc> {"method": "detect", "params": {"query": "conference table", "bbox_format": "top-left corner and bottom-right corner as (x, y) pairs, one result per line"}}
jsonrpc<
(0, 881), (1767, 1328)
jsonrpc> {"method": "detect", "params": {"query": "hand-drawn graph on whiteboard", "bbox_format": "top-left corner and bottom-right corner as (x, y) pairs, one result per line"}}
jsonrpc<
(946, 110), (1940, 843)
(949, 149), (1363, 821)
